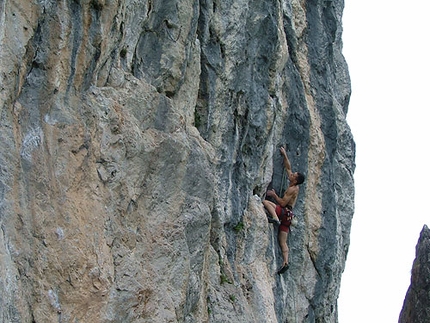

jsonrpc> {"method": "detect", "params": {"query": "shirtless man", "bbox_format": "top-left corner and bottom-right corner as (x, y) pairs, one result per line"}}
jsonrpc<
(263, 147), (305, 274)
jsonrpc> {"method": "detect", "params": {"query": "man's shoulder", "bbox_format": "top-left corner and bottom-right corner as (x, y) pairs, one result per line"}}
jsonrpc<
(286, 185), (299, 195)
(288, 184), (299, 191)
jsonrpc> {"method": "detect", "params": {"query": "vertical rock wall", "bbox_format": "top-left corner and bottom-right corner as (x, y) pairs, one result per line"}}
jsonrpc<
(0, 0), (355, 322)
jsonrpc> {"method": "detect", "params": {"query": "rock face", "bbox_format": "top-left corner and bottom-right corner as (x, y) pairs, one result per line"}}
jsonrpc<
(0, 0), (354, 322)
(399, 225), (430, 323)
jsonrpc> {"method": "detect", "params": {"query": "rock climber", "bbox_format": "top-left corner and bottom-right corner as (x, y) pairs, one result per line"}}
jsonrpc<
(263, 146), (305, 274)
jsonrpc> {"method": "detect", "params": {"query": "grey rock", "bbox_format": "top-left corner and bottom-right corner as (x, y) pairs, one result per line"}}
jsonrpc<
(0, 0), (354, 322)
(399, 225), (430, 323)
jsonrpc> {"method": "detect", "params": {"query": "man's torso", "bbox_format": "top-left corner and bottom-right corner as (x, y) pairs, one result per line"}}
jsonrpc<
(281, 185), (299, 208)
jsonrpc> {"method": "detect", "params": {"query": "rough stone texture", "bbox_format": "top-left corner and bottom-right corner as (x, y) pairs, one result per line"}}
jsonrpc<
(399, 225), (430, 323)
(0, 0), (354, 322)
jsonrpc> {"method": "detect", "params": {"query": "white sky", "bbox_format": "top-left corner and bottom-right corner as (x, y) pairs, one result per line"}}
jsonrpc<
(338, 0), (430, 322)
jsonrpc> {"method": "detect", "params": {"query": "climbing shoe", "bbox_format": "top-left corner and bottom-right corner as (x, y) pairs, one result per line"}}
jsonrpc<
(268, 217), (281, 226)
(277, 264), (289, 275)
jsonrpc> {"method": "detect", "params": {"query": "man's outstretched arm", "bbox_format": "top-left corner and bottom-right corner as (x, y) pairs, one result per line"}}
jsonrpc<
(280, 147), (292, 177)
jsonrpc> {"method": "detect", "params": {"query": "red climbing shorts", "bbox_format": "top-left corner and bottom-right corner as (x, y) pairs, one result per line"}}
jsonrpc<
(275, 205), (293, 233)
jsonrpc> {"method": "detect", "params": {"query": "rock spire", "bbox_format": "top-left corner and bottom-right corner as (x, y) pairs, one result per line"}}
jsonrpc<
(399, 225), (430, 323)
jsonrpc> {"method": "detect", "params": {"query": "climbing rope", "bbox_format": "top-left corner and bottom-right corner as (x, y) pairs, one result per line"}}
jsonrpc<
(291, 279), (298, 323)
(280, 166), (287, 195)
(279, 147), (298, 323)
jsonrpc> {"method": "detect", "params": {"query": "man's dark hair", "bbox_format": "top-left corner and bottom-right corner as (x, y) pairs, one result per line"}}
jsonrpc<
(297, 172), (305, 185)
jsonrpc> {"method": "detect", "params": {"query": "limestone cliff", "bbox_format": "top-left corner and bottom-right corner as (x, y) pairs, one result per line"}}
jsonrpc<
(399, 225), (430, 323)
(0, 0), (354, 322)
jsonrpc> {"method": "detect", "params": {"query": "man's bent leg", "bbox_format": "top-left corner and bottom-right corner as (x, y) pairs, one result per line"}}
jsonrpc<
(262, 200), (280, 221)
